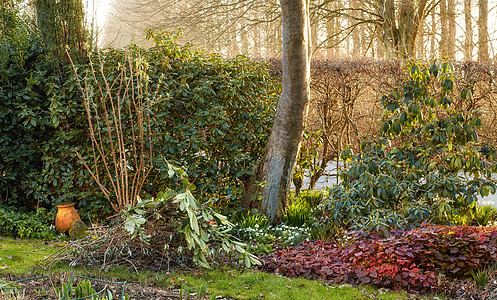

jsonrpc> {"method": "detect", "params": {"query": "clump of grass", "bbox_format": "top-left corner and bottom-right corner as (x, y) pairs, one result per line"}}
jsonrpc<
(237, 212), (269, 229)
(295, 189), (326, 207)
(474, 204), (497, 226)
(284, 196), (314, 227)
(471, 268), (492, 288)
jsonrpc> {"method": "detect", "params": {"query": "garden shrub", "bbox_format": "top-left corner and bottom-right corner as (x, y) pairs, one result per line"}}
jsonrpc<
(37, 30), (278, 216)
(259, 224), (497, 291)
(323, 60), (497, 234)
(1, 5), (278, 218)
(280, 59), (497, 196)
(0, 6), (56, 208)
(0, 5), (104, 219)
(0, 206), (55, 239)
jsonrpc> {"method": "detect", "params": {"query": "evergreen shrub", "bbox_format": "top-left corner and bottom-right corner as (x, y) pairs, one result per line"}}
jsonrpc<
(323, 60), (497, 234)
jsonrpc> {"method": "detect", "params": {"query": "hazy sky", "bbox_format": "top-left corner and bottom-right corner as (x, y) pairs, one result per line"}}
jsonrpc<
(85, 0), (111, 31)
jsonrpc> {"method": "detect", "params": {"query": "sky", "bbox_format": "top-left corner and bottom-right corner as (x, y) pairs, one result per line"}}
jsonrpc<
(85, 0), (112, 32)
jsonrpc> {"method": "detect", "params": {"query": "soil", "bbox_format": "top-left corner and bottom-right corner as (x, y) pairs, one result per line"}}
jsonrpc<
(3, 270), (497, 299)
(0, 273), (232, 300)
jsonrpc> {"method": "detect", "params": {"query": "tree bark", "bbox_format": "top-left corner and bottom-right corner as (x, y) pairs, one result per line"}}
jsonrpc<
(430, 12), (436, 58)
(380, 0), (397, 58)
(260, 0), (310, 224)
(478, 0), (489, 62)
(464, 0), (474, 59)
(447, 0), (456, 57)
(351, 0), (360, 56)
(440, 0), (449, 56)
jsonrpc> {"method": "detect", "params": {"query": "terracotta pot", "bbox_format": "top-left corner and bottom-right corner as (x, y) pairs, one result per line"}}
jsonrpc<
(55, 203), (81, 232)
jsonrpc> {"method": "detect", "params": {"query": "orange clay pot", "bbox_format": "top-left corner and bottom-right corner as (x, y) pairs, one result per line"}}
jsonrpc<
(55, 203), (81, 232)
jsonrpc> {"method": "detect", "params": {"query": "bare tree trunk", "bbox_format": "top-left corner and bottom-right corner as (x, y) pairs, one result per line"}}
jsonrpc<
(464, 0), (474, 59)
(380, 0), (397, 58)
(440, 0), (449, 56)
(254, 22), (261, 57)
(310, 18), (320, 58)
(447, 0), (456, 57)
(418, 18), (425, 58)
(430, 12), (436, 58)
(326, 12), (335, 57)
(351, 0), (360, 56)
(478, 0), (489, 62)
(260, 0), (310, 224)
(240, 21), (249, 55)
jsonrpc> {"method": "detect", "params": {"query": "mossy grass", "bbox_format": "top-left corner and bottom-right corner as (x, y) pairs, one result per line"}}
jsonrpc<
(0, 238), (442, 299)
(0, 237), (64, 275)
(170, 268), (412, 300)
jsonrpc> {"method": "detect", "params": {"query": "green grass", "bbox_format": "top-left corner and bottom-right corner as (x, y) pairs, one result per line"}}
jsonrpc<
(0, 237), (63, 275)
(0, 238), (441, 300)
(172, 268), (411, 300)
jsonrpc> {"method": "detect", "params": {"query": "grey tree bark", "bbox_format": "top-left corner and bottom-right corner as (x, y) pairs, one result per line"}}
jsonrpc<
(464, 0), (474, 59)
(260, 0), (310, 223)
(440, 0), (449, 56)
(447, 0), (456, 57)
(478, 0), (489, 62)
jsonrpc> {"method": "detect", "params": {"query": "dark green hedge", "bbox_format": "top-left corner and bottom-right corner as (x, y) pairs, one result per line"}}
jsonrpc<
(0, 7), (55, 208)
(1, 10), (278, 220)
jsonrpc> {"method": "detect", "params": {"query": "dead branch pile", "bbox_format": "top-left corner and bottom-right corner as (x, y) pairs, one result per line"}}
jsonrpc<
(39, 204), (197, 273)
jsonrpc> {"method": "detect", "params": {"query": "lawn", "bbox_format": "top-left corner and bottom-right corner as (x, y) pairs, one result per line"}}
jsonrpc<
(0, 237), (64, 275)
(0, 238), (426, 299)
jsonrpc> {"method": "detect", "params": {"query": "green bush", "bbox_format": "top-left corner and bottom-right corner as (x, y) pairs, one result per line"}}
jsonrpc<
(1, 19), (278, 218)
(323, 60), (497, 235)
(37, 31), (278, 216)
(0, 6), (56, 208)
(0, 206), (56, 239)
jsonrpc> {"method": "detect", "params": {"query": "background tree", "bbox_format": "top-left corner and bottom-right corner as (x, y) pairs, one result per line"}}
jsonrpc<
(464, 0), (474, 59)
(34, 0), (88, 61)
(101, 0), (496, 61)
(478, 0), (489, 62)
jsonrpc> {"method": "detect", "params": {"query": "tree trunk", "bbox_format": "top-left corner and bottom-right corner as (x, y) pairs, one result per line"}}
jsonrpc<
(379, 0), (397, 58)
(447, 0), (456, 57)
(260, 0), (310, 224)
(430, 12), (436, 58)
(464, 0), (474, 59)
(351, 0), (360, 56)
(440, 0), (449, 56)
(478, 0), (489, 62)
(326, 13), (335, 57)
(417, 15), (425, 58)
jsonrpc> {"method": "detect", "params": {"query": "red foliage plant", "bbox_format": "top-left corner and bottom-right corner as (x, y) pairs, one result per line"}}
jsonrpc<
(259, 224), (497, 291)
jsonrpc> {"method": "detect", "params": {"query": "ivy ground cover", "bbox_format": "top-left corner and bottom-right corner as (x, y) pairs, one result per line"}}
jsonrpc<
(259, 224), (497, 291)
